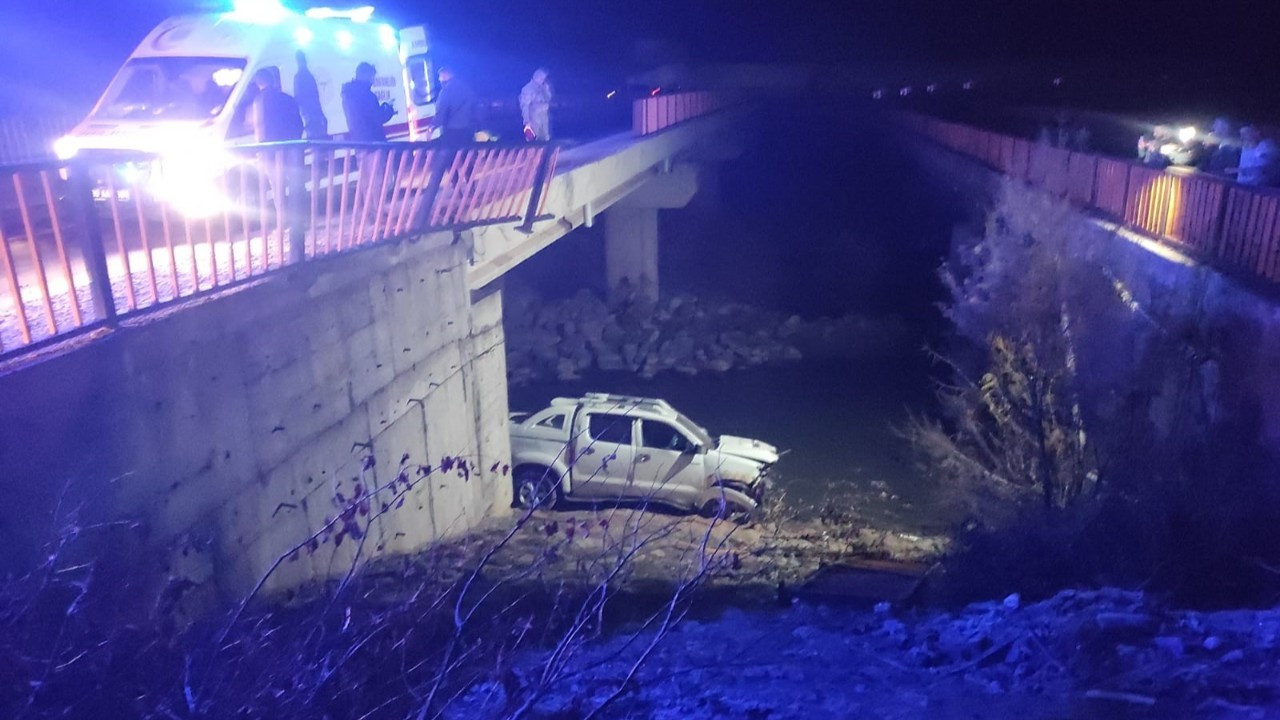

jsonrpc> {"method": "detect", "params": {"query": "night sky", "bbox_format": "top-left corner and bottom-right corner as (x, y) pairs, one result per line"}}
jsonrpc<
(3, 0), (1278, 114)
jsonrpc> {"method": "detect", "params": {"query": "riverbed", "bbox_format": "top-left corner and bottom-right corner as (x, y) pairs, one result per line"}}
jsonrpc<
(505, 105), (965, 534)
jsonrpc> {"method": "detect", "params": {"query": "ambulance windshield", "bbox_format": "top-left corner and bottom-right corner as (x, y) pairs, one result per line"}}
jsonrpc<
(92, 57), (248, 121)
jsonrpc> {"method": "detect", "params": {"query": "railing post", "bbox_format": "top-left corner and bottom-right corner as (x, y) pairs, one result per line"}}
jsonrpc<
(518, 145), (557, 234)
(68, 162), (117, 325)
(1209, 184), (1232, 260)
(410, 144), (452, 232)
(1120, 164), (1134, 226)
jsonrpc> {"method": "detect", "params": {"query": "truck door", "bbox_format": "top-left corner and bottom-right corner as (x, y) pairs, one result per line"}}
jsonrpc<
(636, 419), (706, 509)
(573, 411), (637, 500)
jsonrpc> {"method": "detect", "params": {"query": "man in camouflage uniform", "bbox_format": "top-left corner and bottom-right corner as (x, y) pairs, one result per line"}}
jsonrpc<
(519, 68), (553, 141)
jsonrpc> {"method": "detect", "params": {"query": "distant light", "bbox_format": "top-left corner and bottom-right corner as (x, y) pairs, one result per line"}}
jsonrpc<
(306, 6), (375, 23)
(1052, 76), (1063, 86)
(337, 29), (354, 50)
(294, 26), (314, 47)
(962, 80), (975, 90)
(650, 87), (660, 96)
(1178, 126), (1197, 144)
(605, 90), (617, 99)
(926, 83), (937, 93)
(378, 24), (397, 50)
(872, 89), (884, 100)
(227, 0), (291, 24)
(212, 67), (243, 87)
(899, 86), (912, 96)
(53, 136), (79, 161)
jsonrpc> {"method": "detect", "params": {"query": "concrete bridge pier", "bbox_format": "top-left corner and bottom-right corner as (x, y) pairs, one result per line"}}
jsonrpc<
(604, 162), (701, 300)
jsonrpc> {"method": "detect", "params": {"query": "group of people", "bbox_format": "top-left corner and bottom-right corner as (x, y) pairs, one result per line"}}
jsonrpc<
(245, 57), (554, 145)
(236, 59), (555, 251)
(1138, 117), (1279, 187)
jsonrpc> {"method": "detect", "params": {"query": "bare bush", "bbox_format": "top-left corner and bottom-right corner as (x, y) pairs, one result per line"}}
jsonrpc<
(0, 446), (738, 719)
(913, 179), (1280, 604)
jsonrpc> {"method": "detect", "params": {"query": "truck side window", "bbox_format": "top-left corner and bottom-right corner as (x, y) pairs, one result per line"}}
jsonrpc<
(641, 421), (694, 453)
(535, 413), (566, 431)
(588, 414), (632, 445)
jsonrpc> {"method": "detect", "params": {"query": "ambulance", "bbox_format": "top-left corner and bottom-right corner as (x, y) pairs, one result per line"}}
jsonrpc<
(53, 0), (437, 161)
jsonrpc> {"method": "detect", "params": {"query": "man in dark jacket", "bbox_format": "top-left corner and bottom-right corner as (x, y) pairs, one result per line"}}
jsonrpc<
(1200, 117), (1242, 177)
(341, 62), (395, 142)
(433, 66), (477, 145)
(249, 68), (305, 258)
(251, 67), (303, 143)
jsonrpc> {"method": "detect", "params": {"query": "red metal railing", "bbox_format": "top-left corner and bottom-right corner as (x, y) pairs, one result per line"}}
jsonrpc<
(0, 140), (559, 357)
(904, 114), (1280, 290)
(632, 92), (723, 136)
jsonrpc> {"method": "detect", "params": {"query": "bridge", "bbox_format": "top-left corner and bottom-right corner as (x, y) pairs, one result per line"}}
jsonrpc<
(900, 113), (1280, 291)
(0, 92), (741, 600)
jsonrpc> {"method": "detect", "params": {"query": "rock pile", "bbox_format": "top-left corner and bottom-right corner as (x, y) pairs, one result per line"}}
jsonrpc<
(451, 584), (1280, 719)
(504, 286), (910, 384)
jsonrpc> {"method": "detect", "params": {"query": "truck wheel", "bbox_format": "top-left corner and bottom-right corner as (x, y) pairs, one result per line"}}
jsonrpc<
(514, 467), (560, 510)
(700, 497), (753, 525)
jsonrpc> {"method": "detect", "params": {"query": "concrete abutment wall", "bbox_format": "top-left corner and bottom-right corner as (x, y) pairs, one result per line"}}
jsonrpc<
(0, 231), (513, 606)
(908, 134), (1280, 453)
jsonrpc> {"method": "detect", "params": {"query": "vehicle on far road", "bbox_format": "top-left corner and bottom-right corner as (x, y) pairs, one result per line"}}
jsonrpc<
(508, 393), (780, 520)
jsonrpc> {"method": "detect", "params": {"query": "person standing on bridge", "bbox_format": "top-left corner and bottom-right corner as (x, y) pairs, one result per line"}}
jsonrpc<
(519, 68), (553, 141)
(1234, 125), (1280, 187)
(250, 67), (303, 143)
(342, 62), (397, 226)
(341, 62), (395, 142)
(1200, 117), (1241, 177)
(432, 66), (478, 145)
(249, 68), (305, 259)
(293, 50), (328, 140)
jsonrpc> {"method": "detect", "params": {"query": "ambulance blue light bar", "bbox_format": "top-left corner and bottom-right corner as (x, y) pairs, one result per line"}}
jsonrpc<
(227, 0), (291, 24)
(305, 6), (376, 23)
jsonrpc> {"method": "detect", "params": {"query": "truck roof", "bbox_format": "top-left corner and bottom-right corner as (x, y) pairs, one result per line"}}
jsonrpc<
(551, 393), (678, 416)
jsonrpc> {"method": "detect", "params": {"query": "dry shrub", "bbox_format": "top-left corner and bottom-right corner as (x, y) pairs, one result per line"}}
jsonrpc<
(0, 451), (737, 719)
(913, 180), (1280, 606)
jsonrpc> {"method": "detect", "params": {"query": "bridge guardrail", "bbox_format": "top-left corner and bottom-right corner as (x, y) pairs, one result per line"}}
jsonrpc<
(902, 114), (1280, 290)
(632, 92), (723, 136)
(0, 140), (559, 358)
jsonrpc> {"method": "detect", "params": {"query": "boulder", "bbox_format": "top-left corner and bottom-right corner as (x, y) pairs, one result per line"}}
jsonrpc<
(596, 351), (628, 372)
(555, 358), (581, 381)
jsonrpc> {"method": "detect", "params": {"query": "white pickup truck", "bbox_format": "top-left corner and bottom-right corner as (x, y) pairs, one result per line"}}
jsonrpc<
(508, 393), (780, 519)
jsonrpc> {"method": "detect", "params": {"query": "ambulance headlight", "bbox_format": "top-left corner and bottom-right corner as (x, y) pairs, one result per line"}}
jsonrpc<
(1178, 126), (1197, 144)
(150, 147), (234, 220)
(117, 162), (144, 186)
(53, 136), (80, 161)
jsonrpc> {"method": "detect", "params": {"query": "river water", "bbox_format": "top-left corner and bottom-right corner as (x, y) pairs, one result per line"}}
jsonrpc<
(507, 104), (966, 533)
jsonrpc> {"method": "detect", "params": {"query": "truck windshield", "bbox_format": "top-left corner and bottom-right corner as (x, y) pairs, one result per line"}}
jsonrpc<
(675, 412), (713, 447)
(92, 57), (248, 121)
